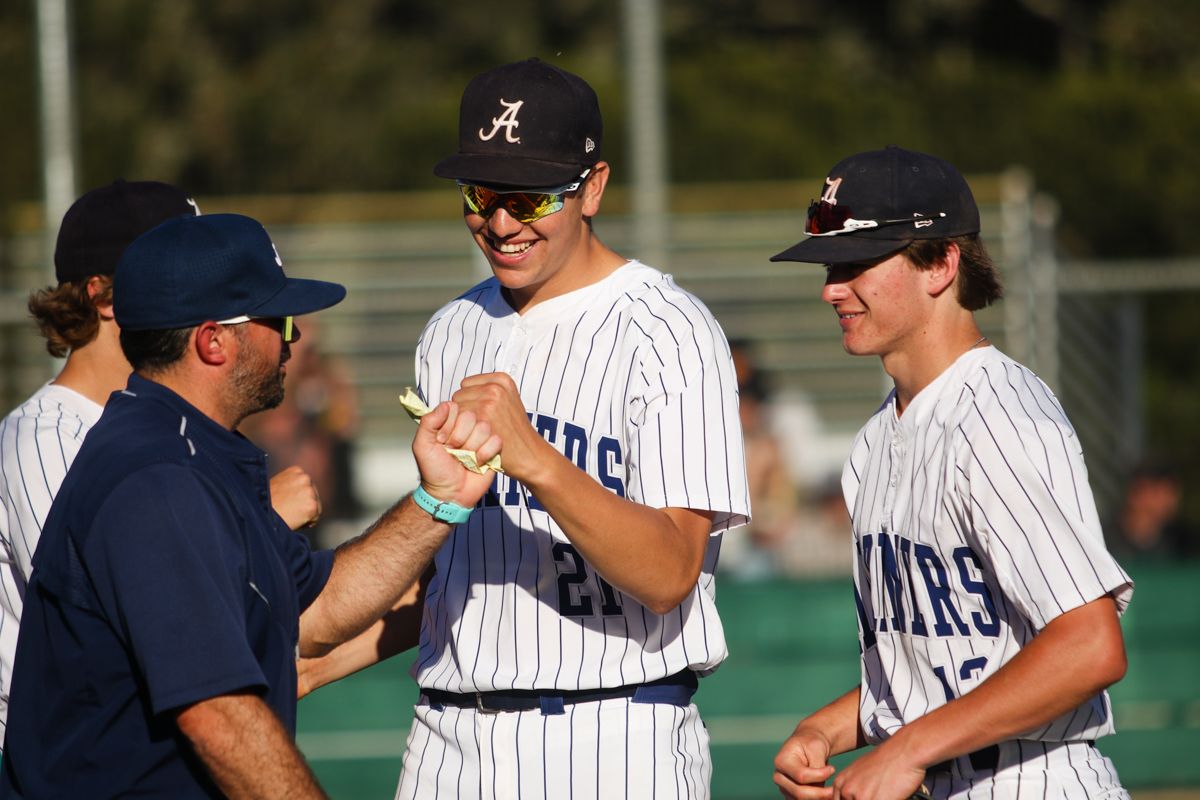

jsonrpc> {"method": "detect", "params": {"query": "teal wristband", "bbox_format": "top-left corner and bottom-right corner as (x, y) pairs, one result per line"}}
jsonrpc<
(413, 486), (473, 524)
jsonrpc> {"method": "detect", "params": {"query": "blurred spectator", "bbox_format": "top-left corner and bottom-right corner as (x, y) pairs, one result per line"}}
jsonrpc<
(778, 475), (854, 578)
(719, 343), (801, 579)
(1104, 458), (1198, 564)
(241, 316), (362, 546)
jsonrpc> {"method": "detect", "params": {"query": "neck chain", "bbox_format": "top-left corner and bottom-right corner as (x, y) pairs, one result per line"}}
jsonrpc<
(970, 336), (988, 350)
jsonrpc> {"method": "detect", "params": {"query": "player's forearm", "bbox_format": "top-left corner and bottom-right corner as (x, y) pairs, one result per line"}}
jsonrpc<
(298, 575), (427, 698)
(792, 685), (868, 758)
(175, 693), (328, 800)
(522, 442), (711, 614)
(880, 594), (1126, 770)
(299, 495), (446, 656)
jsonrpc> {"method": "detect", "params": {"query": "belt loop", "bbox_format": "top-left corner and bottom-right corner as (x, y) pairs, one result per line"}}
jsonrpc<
(540, 696), (566, 716)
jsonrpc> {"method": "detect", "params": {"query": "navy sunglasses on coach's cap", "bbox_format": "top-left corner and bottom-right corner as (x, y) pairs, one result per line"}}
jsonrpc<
(114, 213), (345, 332)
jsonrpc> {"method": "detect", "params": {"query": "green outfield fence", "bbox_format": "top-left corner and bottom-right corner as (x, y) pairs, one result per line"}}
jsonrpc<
(296, 564), (1200, 799)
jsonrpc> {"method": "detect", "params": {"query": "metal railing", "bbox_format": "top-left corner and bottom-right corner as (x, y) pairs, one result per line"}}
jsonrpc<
(2, 175), (1193, 518)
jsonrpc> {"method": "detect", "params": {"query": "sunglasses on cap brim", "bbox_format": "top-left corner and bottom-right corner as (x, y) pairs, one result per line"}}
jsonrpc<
(457, 169), (592, 224)
(805, 198), (946, 237)
(215, 314), (299, 343)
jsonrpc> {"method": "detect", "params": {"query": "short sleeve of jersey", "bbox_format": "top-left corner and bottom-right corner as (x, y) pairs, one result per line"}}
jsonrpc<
(279, 514), (334, 612)
(951, 370), (1132, 631)
(83, 465), (269, 715)
(623, 289), (750, 533)
(1, 401), (93, 577)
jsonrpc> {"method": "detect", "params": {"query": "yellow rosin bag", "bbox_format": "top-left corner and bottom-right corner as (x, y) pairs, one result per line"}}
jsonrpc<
(399, 388), (504, 475)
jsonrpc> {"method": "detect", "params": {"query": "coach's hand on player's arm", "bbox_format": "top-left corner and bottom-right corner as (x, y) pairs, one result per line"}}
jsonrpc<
(297, 565), (432, 698)
(454, 373), (712, 615)
(775, 686), (864, 800)
(298, 402), (499, 657)
(175, 691), (329, 800)
(269, 466), (322, 530)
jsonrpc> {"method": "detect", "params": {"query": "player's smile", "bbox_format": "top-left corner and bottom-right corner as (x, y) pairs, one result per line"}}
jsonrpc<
(822, 253), (927, 358)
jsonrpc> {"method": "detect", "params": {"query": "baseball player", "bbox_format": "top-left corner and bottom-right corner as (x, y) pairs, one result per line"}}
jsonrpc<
(301, 58), (751, 799)
(769, 147), (1133, 800)
(0, 182), (319, 754)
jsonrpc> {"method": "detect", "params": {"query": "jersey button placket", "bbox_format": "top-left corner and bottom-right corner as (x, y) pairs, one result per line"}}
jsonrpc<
(504, 324), (528, 380)
(884, 429), (903, 517)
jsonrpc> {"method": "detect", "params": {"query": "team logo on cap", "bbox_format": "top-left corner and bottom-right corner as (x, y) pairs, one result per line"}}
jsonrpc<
(186, 197), (202, 216)
(913, 213), (934, 229)
(821, 177), (843, 205)
(479, 99), (523, 144)
(271, 244), (283, 266)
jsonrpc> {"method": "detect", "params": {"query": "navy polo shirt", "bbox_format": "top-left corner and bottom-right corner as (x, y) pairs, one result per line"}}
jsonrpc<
(0, 374), (335, 799)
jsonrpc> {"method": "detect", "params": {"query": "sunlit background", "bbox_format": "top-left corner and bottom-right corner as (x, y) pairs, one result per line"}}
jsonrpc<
(2, 1), (1199, 798)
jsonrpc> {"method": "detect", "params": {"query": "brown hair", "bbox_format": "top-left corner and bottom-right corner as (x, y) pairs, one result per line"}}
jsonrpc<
(28, 276), (114, 358)
(901, 233), (1003, 311)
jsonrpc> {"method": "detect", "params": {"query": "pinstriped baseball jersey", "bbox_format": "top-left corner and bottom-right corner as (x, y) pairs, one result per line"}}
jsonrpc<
(845, 346), (1133, 747)
(0, 383), (103, 750)
(411, 260), (750, 693)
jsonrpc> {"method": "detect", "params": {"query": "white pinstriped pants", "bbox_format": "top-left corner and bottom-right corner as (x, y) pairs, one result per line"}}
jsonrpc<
(923, 740), (1129, 800)
(394, 696), (711, 800)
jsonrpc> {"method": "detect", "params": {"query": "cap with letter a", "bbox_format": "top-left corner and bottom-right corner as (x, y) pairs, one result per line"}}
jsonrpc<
(434, 57), (603, 190)
(771, 146), (980, 264)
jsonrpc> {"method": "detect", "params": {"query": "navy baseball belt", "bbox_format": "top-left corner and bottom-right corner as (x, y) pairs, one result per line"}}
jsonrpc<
(927, 740), (1096, 774)
(423, 670), (699, 716)
(927, 745), (999, 774)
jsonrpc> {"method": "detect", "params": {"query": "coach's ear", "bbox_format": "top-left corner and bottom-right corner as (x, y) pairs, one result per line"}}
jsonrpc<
(193, 321), (232, 367)
(925, 242), (960, 298)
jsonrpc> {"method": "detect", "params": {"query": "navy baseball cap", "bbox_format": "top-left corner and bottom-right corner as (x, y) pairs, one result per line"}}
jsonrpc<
(114, 214), (346, 331)
(771, 146), (980, 264)
(435, 58), (603, 190)
(55, 179), (199, 282)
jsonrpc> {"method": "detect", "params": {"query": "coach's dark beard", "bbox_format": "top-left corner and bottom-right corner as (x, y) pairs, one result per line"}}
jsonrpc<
(229, 335), (290, 422)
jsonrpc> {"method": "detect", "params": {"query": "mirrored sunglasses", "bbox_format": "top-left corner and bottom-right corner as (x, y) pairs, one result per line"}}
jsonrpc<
(805, 199), (946, 237)
(457, 169), (591, 224)
(216, 314), (298, 343)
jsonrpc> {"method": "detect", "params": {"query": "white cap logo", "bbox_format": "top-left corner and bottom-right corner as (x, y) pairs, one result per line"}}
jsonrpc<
(186, 197), (201, 216)
(271, 244), (283, 266)
(479, 99), (523, 144)
(585, 137), (595, 153)
(821, 177), (843, 205)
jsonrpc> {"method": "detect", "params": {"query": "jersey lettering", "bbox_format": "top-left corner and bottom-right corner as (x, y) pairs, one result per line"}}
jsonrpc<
(914, 543), (971, 636)
(953, 547), (1001, 637)
(477, 414), (624, 511)
(862, 536), (998, 639)
(597, 436), (626, 498)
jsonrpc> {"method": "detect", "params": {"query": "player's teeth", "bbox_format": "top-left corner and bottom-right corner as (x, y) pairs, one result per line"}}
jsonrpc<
(498, 242), (532, 254)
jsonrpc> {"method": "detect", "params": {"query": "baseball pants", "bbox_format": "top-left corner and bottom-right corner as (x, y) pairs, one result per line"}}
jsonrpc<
(923, 740), (1128, 800)
(395, 695), (711, 800)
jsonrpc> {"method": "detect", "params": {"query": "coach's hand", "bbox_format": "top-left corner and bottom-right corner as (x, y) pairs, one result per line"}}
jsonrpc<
(774, 728), (837, 800)
(453, 373), (551, 484)
(270, 466), (322, 530)
(413, 400), (501, 510)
